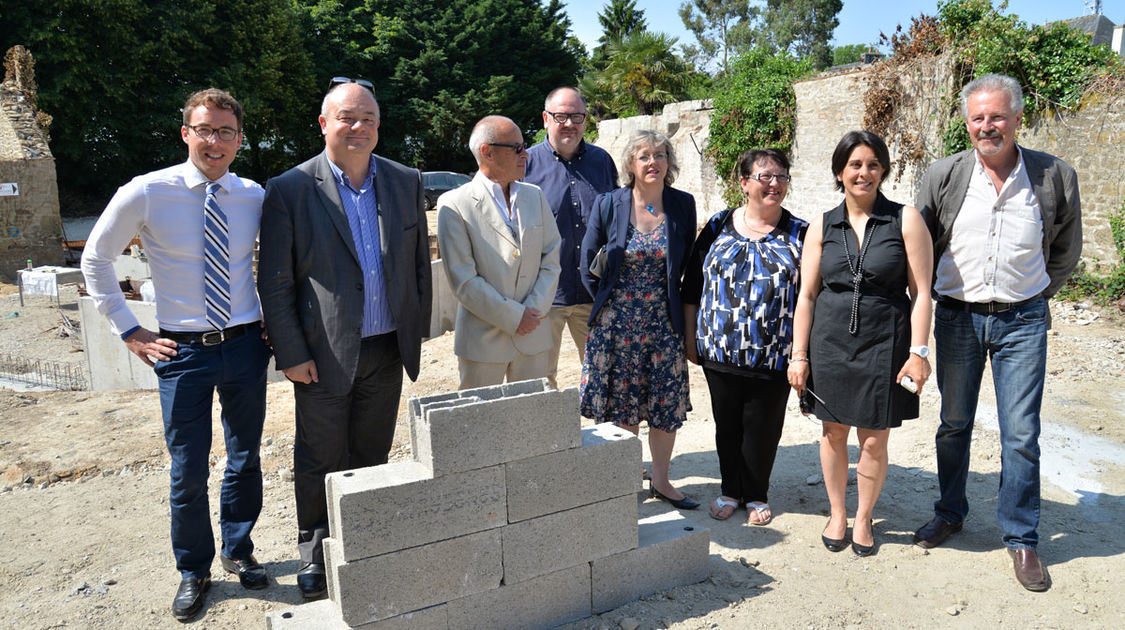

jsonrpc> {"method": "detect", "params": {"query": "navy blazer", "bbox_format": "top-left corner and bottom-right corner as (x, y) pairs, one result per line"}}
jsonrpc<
(580, 185), (697, 334)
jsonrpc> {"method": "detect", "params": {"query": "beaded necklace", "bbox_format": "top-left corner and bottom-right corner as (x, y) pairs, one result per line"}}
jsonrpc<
(841, 220), (877, 336)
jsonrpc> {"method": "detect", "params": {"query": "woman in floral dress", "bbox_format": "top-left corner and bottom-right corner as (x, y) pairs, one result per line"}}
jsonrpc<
(579, 129), (699, 509)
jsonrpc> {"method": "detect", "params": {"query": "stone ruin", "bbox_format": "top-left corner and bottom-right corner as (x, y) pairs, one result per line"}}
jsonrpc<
(265, 379), (711, 629)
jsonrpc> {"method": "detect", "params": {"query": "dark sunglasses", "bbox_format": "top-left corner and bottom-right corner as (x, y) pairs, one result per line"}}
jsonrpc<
(487, 142), (527, 154)
(329, 76), (375, 92)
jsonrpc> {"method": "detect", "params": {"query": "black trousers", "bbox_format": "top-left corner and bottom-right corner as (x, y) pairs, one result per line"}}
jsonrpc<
(703, 366), (790, 504)
(293, 332), (402, 564)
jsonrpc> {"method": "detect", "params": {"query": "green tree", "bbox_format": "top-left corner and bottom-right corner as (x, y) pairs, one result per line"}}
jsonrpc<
(1, 0), (319, 211)
(679, 0), (755, 74)
(598, 0), (648, 44)
(757, 0), (843, 70)
(832, 44), (869, 66)
(300, 0), (580, 172)
(586, 31), (694, 117)
(707, 48), (813, 204)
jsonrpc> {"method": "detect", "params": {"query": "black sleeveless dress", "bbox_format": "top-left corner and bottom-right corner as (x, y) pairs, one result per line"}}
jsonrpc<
(803, 193), (918, 429)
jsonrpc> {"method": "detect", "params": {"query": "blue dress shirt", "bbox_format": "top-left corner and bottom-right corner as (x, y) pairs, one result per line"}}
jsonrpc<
(327, 155), (396, 337)
(523, 139), (617, 306)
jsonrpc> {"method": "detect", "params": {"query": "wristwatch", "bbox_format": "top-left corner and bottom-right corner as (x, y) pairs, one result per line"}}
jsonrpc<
(909, 345), (930, 359)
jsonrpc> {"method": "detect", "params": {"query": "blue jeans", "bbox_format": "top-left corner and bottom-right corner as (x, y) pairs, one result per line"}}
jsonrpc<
(155, 330), (270, 578)
(933, 297), (1047, 550)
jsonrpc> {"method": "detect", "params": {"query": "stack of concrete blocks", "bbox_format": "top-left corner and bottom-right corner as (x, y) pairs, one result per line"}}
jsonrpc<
(266, 379), (710, 630)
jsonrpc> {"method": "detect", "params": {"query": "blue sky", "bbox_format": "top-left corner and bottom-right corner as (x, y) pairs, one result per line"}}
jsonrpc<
(563, 0), (1125, 52)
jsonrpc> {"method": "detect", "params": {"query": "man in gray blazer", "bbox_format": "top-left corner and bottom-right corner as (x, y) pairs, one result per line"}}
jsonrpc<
(912, 74), (1081, 593)
(437, 115), (561, 389)
(258, 79), (431, 598)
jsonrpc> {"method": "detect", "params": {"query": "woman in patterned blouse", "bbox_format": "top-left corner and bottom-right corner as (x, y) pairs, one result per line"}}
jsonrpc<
(682, 148), (808, 525)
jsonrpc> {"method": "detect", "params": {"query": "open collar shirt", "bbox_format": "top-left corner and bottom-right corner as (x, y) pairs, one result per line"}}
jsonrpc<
(327, 154), (395, 337)
(935, 147), (1049, 302)
(81, 160), (264, 335)
(524, 139), (617, 305)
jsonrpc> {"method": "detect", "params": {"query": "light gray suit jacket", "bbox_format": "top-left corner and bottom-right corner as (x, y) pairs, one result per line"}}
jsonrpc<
(258, 151), (432, 396)
(436, 177), (561, 362)
(916, 145), (1082, 299)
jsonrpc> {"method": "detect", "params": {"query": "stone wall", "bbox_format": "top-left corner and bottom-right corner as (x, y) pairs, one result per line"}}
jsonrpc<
(0, 49), (62, 277)
(596, 56), (1125, 265)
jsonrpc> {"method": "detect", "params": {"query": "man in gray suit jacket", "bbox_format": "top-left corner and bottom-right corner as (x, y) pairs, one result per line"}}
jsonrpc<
(911, 74), (1081, 593)
(437, 115), (561, 389)
(258, 80), (431, 599)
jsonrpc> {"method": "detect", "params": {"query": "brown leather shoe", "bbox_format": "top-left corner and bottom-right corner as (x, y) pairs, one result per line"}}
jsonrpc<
(1008, 548), (1050, 592)
(912, 516), (962, 549)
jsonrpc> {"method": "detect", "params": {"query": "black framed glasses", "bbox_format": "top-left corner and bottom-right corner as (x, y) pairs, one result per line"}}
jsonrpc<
(546, 111), (587, 124)
(487, 142), (527, 154)
(747, 173), (792, 184)
(187, 125), (239, 142)
(329, 76), (375, 92)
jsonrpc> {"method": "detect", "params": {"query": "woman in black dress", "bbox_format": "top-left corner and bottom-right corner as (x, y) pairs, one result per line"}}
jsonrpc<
(787, 131), (933, 556)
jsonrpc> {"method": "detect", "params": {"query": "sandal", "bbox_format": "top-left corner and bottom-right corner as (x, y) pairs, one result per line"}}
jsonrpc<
(710, 497), (738, 520)
(747, 502), (773, 526)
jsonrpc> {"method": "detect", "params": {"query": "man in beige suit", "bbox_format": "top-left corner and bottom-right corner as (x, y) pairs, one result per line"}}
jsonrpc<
(437, 115), (562, 389)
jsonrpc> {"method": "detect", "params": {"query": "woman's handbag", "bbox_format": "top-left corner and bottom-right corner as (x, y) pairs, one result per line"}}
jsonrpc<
(589, 195), (612, 278)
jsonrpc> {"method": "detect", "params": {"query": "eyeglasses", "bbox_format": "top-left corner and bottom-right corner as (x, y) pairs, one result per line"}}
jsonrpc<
(329, 76), (375, 92)
(747, 173), (792, 184)
(187, 125), (240, 142)
(487, 142), (527, 154)
(546, 111), (587, 124)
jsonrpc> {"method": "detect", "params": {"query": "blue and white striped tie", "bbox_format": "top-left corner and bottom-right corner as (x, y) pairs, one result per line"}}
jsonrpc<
(203, 181), (231, 330)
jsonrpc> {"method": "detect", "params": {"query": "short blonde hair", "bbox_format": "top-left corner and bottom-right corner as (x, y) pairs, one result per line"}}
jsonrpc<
(619, 129), (678, 187)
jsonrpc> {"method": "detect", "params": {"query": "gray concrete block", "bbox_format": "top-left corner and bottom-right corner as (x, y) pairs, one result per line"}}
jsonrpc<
(505, 423), (641, 522)
(413, 388), (581, 476)
(327, 462), (506, 562)
(590, 511), (711, 614)
(266, 599), (448, 630)
(502, 495), (636, 584)
(323, 537), (341, 606)
(444, 564), (590, 630)
(332, 529), (502, 626)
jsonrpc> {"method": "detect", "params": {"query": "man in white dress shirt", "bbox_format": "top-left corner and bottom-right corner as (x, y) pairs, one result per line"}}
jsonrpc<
(81, 88), (271, 621)
(436, 115), (561, 389)
(912, 74), (1082, 592)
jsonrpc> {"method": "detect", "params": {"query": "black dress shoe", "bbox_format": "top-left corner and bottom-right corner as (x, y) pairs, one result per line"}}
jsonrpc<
(172, 575), (210, 622)
(851, 520), (876, 556)
(913, 515), (962, 549)
(297, 562), (327, 599)
(649, 483), (700, 510)
(221, 554), (269, 590)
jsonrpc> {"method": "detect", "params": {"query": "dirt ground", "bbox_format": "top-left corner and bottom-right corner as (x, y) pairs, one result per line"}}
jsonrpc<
(0, 281), (1123, 629)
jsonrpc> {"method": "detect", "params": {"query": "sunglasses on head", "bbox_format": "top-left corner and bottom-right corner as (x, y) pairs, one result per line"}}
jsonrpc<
(329, 76), (375, 92)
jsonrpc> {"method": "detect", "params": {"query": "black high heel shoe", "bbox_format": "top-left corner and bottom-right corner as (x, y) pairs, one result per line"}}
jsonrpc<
(821, 520), (848, 552)
(649, 481), (700, 510)
(851, 519), (876, 557)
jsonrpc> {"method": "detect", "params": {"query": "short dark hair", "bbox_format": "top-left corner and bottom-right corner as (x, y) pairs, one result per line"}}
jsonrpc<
(182, 88), (243, 130)
(734, 148), (790, 182)
(831, 131), (891, 192)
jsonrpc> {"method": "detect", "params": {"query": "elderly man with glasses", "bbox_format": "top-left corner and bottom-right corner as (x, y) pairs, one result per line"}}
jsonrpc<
(258, 78), (432, 599)
(523, 87), (617, 389)
(81, 88), (272, 621)
(437, 114), (561, 389)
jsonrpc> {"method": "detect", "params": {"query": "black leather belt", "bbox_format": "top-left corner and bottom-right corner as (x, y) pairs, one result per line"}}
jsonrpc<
(159, 322), (257, 346)
(938, 296), (1036, 314)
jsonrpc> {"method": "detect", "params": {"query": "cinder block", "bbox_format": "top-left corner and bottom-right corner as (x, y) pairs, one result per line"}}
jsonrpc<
(506, 423), (641, 522)
(590, 511), (711, 614)
(445, 564), (590, 630)
(502, 495), (636, 584)
(413, 388), (581, 476)
(323, 537), (341, 606)
(266, 599), (448, 630)
(332, 529), (502, 626)
(327, 462), (505, 561)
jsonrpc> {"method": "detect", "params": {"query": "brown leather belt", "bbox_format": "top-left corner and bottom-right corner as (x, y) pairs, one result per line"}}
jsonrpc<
(938, 296), (1036, 314)
(159, 322), (257, 346)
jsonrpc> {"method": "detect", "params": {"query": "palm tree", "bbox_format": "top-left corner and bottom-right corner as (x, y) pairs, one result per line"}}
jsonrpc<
(596, 31), (692, 116)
